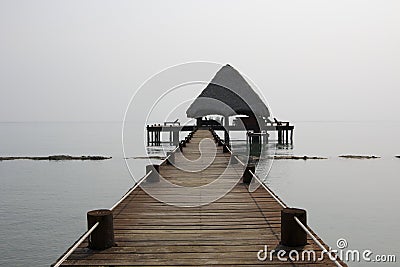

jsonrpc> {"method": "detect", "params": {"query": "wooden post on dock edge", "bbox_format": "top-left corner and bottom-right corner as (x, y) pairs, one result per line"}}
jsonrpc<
(242, 163), (255, 184)
(223, 144), (229, 153)
(179, 142), (183, 152)
(230, 155), (238, 164)
(87, 209), (114, 250)
(166, 152), (174, 165)
(281, 208), (307, 247)
(146, 164), (160, 182)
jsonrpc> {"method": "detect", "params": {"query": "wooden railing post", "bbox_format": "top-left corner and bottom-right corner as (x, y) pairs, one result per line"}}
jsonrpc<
(87, 209), (114, 250)
(281, 208), (307, 247)
(146, 164), (160, 182)
(166, 152), (174, 165)
(242, 162), (255, 184)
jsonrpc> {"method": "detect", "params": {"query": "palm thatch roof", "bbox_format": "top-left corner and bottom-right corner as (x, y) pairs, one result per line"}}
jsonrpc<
(186, 64), (270, 119)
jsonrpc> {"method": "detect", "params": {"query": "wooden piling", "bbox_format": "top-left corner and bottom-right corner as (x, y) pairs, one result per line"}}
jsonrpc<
(242, 163), (255, 184)
(223, 144), (229, 153)
(146, 164), (160, 183)
(290, 130), (294, 144)
(87, 209), (114, 250)
(281, 208), (307, 247)
(166, 152), (174, 165)
(278, 130), (282, 144)
(285, 130), (289, 144)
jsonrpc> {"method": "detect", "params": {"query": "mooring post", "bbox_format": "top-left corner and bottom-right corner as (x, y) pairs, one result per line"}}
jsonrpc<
(223, 144), (229, 153)
(281, 208), (307, 247)
(224, 130), (230, 146)
(250, 134), (261, 157)
(179, 142), (183, 152)
(87, 209), (114, 250)
(146, 164), (160, 182)
(242, 162), (255, 184)
(230, 155), (238, 164)
(166, 151), (174, 165)
(217, 139), (223, 146)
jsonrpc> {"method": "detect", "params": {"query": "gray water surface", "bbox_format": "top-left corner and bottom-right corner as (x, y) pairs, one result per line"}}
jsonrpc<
(0, 121), (399, 266)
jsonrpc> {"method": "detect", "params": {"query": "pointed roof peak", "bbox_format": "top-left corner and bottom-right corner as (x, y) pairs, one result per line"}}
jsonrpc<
(186, 65), (269, 118)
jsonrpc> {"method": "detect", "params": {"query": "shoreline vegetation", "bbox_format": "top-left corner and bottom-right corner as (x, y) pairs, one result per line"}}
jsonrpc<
(339, 155), (380, 159)
(130, 155), (391, 161)
(0, 155), (112, 161)
(126, 156), (165, 160)
(272, 155), (327, 160)
(1, 154), (397, 162)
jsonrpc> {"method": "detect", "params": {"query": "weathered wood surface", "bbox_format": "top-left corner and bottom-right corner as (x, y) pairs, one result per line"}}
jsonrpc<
(57, 130), (345, 266)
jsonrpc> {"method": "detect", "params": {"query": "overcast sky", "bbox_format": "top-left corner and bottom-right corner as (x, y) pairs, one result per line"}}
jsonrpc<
(0, 0), (399, 122)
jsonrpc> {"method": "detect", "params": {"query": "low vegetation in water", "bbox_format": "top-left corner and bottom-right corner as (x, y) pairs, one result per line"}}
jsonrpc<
(273, 155), (327, 160)
(0, 155), (112, 161)
(126, 156), (165, 160)
(339, 155), (380, 159)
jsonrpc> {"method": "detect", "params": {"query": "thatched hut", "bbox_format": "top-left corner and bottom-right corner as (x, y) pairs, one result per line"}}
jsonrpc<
(186, 64), (270, 132)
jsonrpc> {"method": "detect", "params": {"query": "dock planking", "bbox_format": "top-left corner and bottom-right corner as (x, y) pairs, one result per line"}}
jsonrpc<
(56, 130), (346, 266)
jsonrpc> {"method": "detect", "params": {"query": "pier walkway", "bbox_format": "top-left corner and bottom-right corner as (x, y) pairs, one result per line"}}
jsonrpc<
(55, 130), (345, 266)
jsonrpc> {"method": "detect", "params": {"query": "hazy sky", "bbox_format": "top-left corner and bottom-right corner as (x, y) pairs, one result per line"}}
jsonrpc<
(1, 0), (399, 122)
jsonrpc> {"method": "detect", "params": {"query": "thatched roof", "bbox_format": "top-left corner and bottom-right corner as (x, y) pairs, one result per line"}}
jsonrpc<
(186, 64), (270, 118)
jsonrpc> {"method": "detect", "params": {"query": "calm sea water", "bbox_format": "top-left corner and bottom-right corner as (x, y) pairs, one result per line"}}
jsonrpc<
(0, 121), (399, 266)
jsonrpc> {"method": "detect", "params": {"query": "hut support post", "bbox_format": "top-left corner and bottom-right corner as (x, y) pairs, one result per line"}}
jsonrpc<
(172, 130), (179, 146)
(224, 116), (229, 127)
(285, 130), (289, 144)
(290, 130), (293, 144)
(278, 130), (282, 144)
(147, 128), (150, 146)
(146, 164), (160, 183)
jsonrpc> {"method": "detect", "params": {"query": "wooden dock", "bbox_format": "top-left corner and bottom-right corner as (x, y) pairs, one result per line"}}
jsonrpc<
(55, 130), (345, 266)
